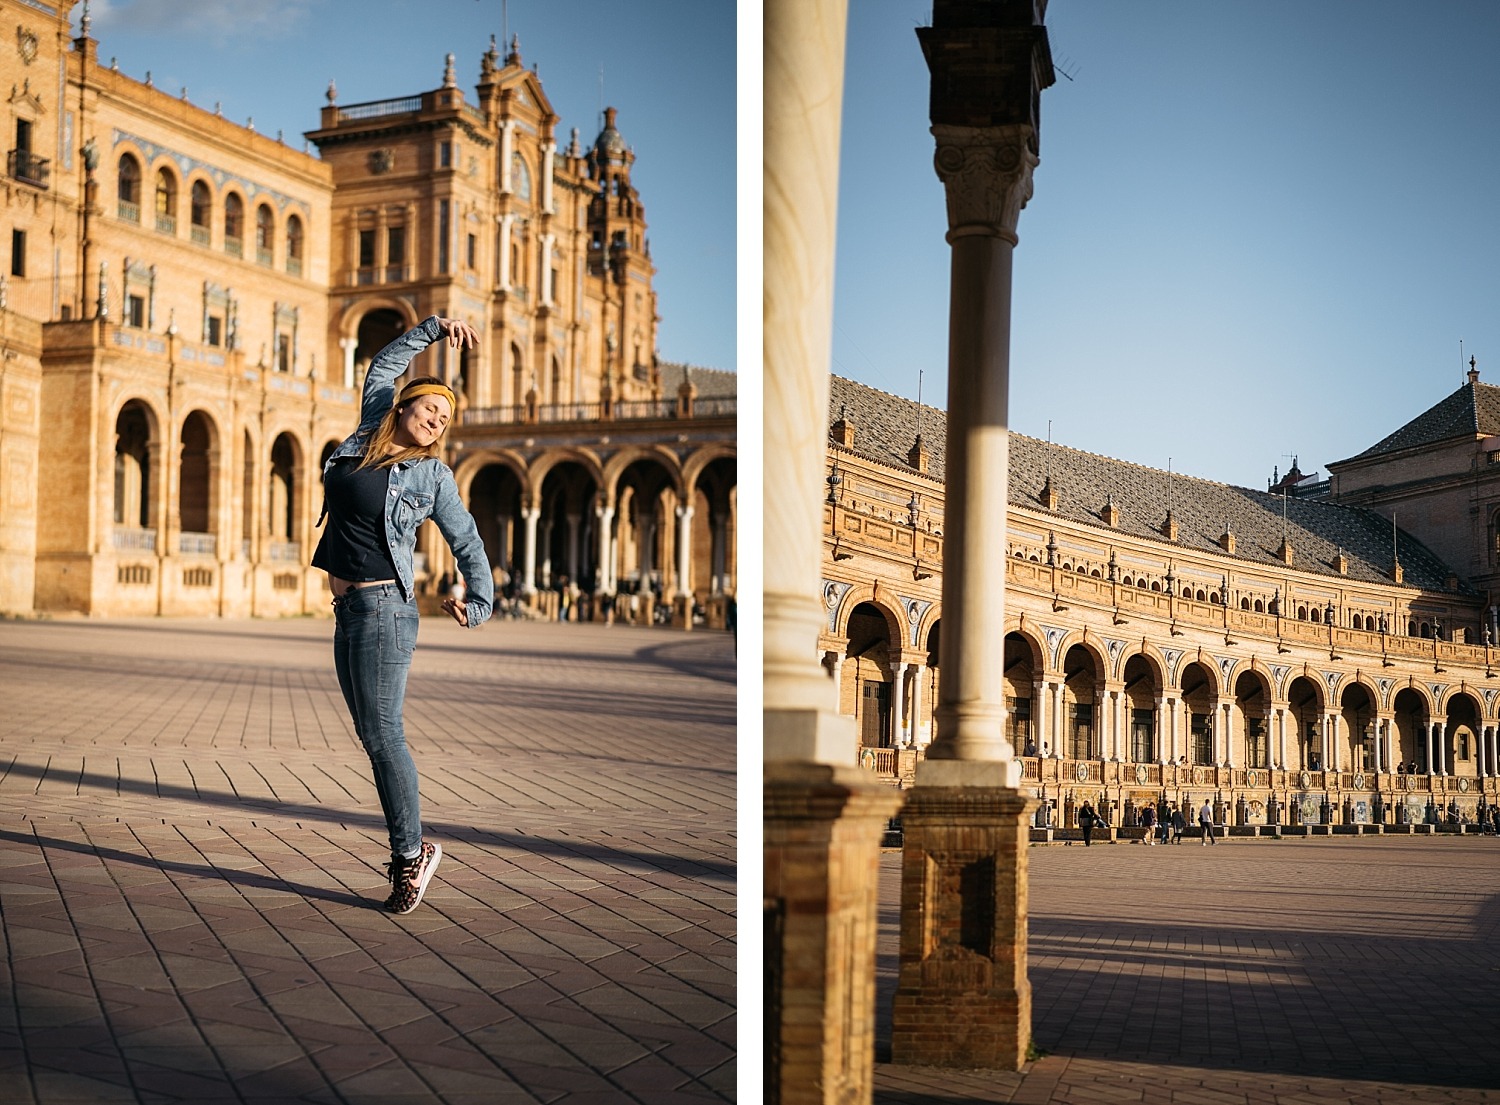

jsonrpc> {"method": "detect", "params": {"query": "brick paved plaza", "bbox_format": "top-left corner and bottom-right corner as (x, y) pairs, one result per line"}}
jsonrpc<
(0, 617), (735, 1104)
(873, 837), (1500, 1104)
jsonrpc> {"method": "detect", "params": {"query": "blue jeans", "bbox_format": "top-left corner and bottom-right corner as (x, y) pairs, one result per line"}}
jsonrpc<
(333, 584), (422, 860)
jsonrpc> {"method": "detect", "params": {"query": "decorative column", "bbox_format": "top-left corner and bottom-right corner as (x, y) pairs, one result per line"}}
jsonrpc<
(499, 121), (514, 193)
(1436, 720), (1448, 775)
(520, 505), (540, 597)
(498, 214), (514, 290)
(1032, 677), (1048, 757)
(764, 0), (904, 1102)
(890, 661), (907, 748)
(910, 663), (925, 747)
(892, 0), (1053, 1072)
(541, 140), (556, 214)
(1426, 721), (1436, 774)
(595, 503), (614, 595)
(675, 501), (694, 598)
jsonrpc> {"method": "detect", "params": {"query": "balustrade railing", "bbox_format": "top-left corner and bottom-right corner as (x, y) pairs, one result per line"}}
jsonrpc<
(337, 96), (422, 121)
(112, 526), (157, 552)
(178, 532), (217, 556)
(267, 541), (301, 563)
(462, 397), (734, 428)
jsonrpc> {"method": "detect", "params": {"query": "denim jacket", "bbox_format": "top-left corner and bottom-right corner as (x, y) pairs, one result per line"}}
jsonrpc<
(319, 316), (492, 627)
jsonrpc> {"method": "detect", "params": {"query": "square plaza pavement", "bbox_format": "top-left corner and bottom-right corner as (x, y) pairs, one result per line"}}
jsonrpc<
(0, 616), (734, 1104)
(873, 835), (1500, 1104)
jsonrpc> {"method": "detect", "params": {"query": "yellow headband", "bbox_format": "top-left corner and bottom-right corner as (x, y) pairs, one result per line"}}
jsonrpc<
(398, 382), (457, 411)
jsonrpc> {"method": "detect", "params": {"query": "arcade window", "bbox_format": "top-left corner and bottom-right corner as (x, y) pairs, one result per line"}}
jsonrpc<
(9, 229), (22, 277)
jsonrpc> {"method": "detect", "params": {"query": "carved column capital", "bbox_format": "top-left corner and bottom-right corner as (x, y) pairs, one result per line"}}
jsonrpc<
(931, 123), (1038, 241)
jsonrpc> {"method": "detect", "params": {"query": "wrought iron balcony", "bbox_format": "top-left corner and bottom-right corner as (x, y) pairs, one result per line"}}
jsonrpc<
(8, 149), (49, 188)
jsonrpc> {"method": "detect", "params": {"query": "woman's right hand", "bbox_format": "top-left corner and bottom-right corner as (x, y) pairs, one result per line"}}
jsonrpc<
(438, 318), (479, 350)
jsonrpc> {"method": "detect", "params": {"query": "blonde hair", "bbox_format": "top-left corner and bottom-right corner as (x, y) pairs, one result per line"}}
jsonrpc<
(356, 375), (452, 471)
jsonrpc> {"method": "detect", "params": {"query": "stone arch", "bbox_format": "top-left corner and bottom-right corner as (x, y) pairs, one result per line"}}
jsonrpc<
(1338, 680), (1378, 774)
(1234, 668), (1273, 768)
(1180, 659), (1219, 764)
(222, 188), (246, 248)
(1060, 642), (1104, 760)
(1003, 629), (1041, 756)
(834, 587), (905, 643)
(845, 600), (900, 749)
(682, 444), (736, 494)
(603, 445), (686, 501)
(115, 145), (145, 220)
(453, 448), (529, 498)
(528, 447), (607, 505)
(1121, 651), (1163, 762)
(611, 452), (684, 596)
(1392, 686), (1430, 772)
(112, 397), (161, 531)
(266, 430), (305, 548)
(1443, 687), (1483, 775)
(339, 296), (420, 342)
(151, 159), (179, 233)
(177, 408), (220, 539)
(1286, 674), (1325, 771)
(1053, 631), (1108, 683)
(187, 173), (213, 241)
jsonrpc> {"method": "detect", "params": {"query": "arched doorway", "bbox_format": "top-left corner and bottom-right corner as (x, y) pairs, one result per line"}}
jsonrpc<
(1236, 671), (1270, 768)
(845, 602), (895, 748)
(1181, 661), (1216, 765)
(1003, 632), (1037, 756)
(1061, 644), (1100, 760)
(1445, 692), (1481, 779)
(179, 411), (215, 552)
(692, 456), (737, 600)
(614, 457), (675, 602)
(268, 433), (300, 557)
(467, 463), (525, 592)
(355, 309), (406, 384)
(1393, 688), (1427, 772)
(113, 402), (153, 535)
(1339, 684), (1375, 774)
(539, 461), (601, 591)
(1287, 676), (1323, 771)
(1123, 654), (1159, 763)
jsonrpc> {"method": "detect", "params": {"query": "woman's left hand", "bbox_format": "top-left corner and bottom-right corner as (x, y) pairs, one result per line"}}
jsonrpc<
(441, 597), (469, 626)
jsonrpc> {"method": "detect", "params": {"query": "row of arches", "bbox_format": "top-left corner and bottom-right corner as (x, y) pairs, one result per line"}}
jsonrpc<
(1011, 545), (1453, 638)
(111, 396), (736, 603)
(116, 150), (307, 273)
(827, 595), (1497, 777)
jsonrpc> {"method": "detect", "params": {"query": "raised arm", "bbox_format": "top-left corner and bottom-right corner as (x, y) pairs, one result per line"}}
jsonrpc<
(355, 317), (478, 433)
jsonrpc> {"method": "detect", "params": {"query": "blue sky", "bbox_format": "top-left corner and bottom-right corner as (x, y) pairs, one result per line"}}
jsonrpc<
(833, 1), (1500, 489)
(83, 0), (736, 371)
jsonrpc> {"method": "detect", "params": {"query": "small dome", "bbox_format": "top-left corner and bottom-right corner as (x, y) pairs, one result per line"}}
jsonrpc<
(593, 106), (627, 158)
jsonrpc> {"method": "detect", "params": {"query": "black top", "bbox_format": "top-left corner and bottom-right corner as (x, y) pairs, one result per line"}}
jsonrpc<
(311, 456), (399, 582)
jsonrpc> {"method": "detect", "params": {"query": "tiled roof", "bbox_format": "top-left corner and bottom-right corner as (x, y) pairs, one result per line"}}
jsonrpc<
(829, 375), (1467, 593)
(1348, 378), (1500, 461)
(659, 361), (736, 398)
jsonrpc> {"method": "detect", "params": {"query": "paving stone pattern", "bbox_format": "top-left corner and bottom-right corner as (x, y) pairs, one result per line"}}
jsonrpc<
(0, 617), (735, 1104)
(873, 838), (1500, 1104)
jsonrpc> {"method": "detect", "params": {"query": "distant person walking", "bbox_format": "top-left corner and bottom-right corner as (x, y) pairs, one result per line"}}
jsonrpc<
(1140, 803), (1156, 845)
(1199, 799), (1217, 845)
(1171, 805), (1186, 844)
(1079, 801), (1097, 847)
(312, 316), (492, 914)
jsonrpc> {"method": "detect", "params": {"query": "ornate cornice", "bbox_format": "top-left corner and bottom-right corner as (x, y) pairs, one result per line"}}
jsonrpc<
(931, 123), (1037, 241)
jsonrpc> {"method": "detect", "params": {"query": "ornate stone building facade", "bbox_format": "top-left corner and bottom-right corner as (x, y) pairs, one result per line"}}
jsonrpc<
(0, 1), (734, 622)
(826, 372), (1500, 830)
